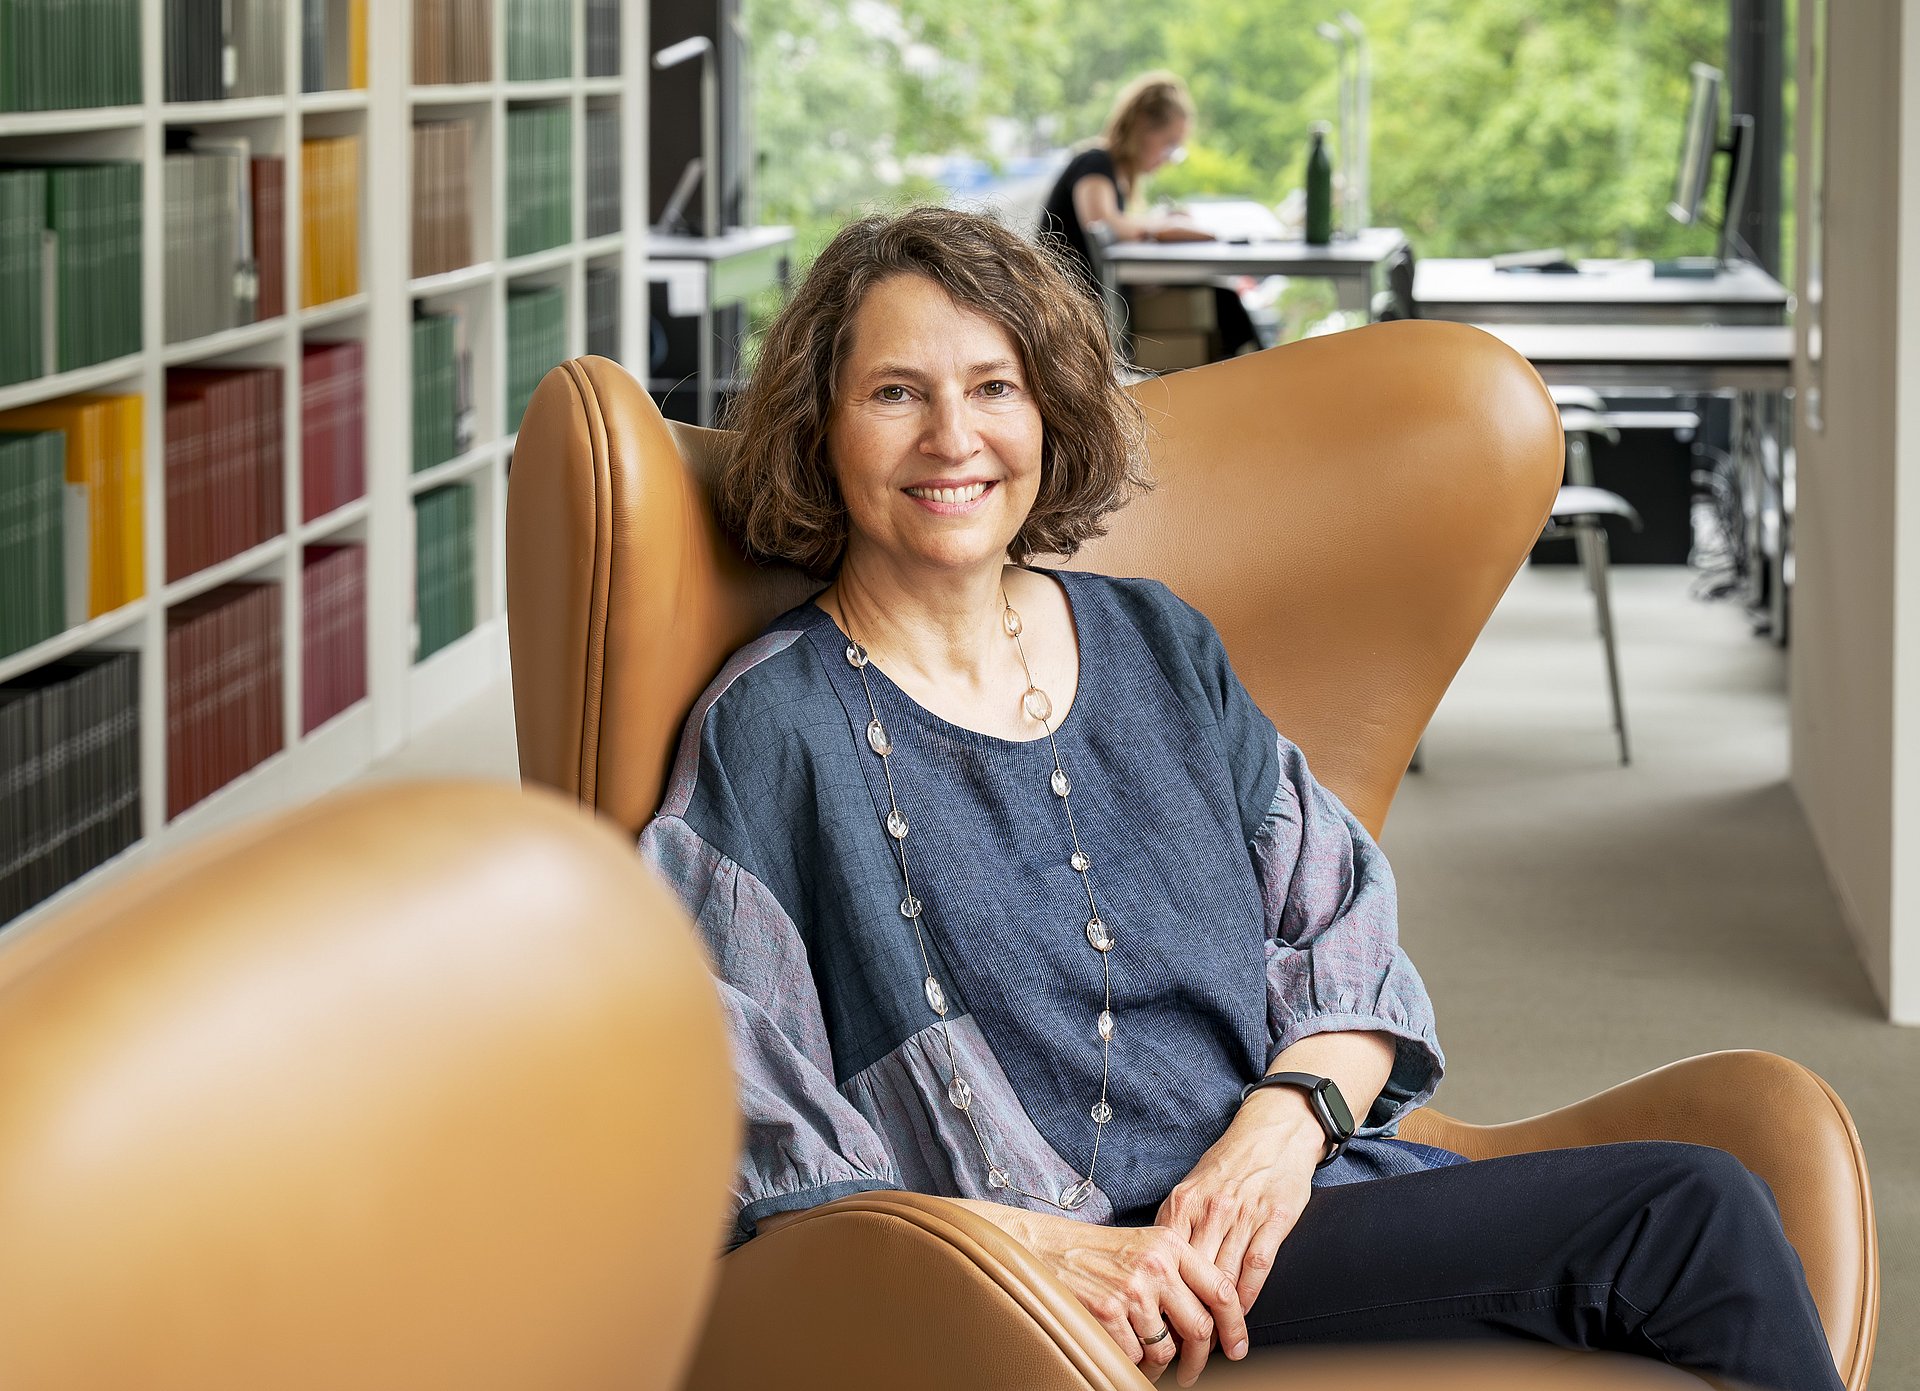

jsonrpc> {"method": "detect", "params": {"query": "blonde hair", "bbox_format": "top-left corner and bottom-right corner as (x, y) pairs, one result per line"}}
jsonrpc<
(1102, 71), (1194, 182)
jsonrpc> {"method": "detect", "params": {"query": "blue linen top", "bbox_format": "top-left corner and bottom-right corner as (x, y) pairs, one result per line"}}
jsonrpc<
(640, 569), (1453, 1249)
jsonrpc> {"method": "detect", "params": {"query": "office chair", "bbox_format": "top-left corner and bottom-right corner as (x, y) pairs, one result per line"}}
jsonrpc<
(0, 782), (738, 1391)
(506, 324), (1876, 1390)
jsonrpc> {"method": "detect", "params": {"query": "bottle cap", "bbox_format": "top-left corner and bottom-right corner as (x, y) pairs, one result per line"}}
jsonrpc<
(1310, 120), (1332, 135)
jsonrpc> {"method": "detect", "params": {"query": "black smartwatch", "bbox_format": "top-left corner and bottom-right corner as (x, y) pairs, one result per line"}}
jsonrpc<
(1239, 1072), (1355, 1168)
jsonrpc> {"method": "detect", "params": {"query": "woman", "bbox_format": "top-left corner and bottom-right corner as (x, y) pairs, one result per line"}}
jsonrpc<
(641, 207), (1840, 1391)
(1037, 72), (1261, 359)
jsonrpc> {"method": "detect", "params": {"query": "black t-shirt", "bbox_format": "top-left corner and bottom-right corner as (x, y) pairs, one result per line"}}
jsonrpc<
(1038, 146), (1124, 296)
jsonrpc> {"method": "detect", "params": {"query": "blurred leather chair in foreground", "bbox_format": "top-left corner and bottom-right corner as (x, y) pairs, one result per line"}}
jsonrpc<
(507, 322), (1876, 1390)
(0, 782), (736, 1391)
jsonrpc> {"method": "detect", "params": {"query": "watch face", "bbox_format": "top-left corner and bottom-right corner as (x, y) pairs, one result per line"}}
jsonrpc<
(1320, 1080), (1355, 1138)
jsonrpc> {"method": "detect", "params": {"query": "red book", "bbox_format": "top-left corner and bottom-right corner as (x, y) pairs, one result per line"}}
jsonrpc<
(301, 345), (335, 522)
(164, 397), (206, 582)
(251, 157), (286, 322)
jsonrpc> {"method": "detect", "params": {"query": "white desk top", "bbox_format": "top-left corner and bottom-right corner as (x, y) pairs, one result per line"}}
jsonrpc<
(1472, 323), (1793, 365)
(646, 225), (795, 263)
(1103, 226), (1407, 278)
(1418, 258), (1789, 307)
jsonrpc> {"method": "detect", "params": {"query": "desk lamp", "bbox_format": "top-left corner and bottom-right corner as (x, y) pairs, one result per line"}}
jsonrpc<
(652, 35), (717, 239)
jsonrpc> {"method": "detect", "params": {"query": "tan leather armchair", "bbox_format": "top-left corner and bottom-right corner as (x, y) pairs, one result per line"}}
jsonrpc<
(506, 324), (1877, 1390)
(0, 782), (736, 1391)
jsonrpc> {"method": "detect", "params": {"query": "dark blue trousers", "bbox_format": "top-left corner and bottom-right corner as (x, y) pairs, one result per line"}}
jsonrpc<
(1246, 1141), (1842, 1391)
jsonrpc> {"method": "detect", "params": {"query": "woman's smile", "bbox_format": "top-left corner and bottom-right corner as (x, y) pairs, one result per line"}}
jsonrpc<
(903, 479), (997, 513)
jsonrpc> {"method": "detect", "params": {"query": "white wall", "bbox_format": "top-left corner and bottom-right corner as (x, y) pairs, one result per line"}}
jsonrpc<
(1791, 0), (1920, 1023)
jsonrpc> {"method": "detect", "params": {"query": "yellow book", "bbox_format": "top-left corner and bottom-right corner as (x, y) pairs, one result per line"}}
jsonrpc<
(338, 135), (361, 299)
(350, 0), (368, 89)
(302, 140), (320, 308)
(113, 394), (144, 606)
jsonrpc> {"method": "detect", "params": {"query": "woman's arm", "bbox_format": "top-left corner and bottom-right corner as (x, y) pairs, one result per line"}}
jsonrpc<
(1154, 1029), (1397, 1320)
(1069, 173), (1213, 245)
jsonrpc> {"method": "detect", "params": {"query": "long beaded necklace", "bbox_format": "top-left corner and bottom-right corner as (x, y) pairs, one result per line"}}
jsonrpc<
(842, 589), (1114, 1212)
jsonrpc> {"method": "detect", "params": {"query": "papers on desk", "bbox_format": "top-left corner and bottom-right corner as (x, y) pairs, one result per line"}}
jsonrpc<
(1174, 199), (1289, 243)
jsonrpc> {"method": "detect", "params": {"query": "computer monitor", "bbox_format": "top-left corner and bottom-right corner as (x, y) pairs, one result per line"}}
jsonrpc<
(1670, 63), (1723, 227)
(1662, 62), (1755, 273)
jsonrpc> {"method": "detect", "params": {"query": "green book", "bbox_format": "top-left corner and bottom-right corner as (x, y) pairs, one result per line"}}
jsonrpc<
(0, 431), (67, 659)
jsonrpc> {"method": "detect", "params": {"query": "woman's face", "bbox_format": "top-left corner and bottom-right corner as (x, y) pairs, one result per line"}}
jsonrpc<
(826, 273), (1044, 583)
(1138, 115), (1190, 174)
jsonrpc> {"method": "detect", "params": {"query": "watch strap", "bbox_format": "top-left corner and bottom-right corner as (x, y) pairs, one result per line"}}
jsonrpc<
(1239, 1072), (1354, 1167)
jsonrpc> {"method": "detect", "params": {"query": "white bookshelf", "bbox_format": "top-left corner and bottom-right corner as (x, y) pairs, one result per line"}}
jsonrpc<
(0, 0), (651, 935)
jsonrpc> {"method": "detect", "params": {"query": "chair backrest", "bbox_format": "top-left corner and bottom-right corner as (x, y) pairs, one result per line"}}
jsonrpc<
(0, 782), (737, 1391)
(507, 320), (1562, 840)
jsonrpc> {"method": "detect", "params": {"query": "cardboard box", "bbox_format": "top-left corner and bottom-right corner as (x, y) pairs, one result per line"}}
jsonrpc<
(1130, 330), (1216, 372)
(1129, 286), (1216, 332)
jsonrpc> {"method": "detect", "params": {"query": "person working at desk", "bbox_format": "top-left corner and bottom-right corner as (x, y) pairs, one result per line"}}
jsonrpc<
(1038, 71), (1260, 359)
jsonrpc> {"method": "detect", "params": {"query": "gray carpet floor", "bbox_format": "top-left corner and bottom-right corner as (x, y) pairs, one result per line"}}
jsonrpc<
(381, 563), (1914, 1385)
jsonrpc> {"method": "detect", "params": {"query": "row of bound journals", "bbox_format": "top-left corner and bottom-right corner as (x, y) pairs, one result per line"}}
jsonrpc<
(1, 344), (365, 661)
(411, 0), (622, 85)
(164, 559), (367, 827)
(0, 0), (141, 112)
(0, 551), (372, 925)
(0, 650), (141, 925)
(0, 395), (145, 655)
(164, 0), (367, 102)
(1, 138), (360, 392)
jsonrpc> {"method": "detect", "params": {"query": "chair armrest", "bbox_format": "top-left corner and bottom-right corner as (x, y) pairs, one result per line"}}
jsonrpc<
(687, 1194), (1715, 1391)
(682, 1191), (1150, 1391)
(1399, 1051), (1876, 1391)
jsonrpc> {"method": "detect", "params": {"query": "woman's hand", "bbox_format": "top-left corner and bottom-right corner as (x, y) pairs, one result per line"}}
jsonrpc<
(1155, 1088), (1325, 1317)
(960, 1203), (1248, 1387)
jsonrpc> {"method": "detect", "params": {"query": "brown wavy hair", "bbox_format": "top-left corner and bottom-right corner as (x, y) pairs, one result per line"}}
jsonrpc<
(1103, 71), (1194, 182)
(715, 207), (1151, 579)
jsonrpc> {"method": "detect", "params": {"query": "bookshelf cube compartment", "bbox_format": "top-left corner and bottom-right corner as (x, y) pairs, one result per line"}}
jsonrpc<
(413, 483), (476, 663)
(0, 648), (141, 923)
(411, 117), (480, 277)
(584, 0), (621, 78)
(504, 104), (571, 257)
(413, 0), (494, 86)
(0, 392), (146, 621)
(300, 0), (370, 94)
(1, 1), (141, 113)
(505, 280), (566, 436)
(162, 122), (285, 344)
(301, 338), (367, 523)
(300, 131), (364, 308)
(165, 581), (285, 819)
(584, 101), (620, 239)
(584, 259), (619, 363)
(301, 542), (367, 732)
(505, 0), (573, 82)
(164, 365), (287, 582)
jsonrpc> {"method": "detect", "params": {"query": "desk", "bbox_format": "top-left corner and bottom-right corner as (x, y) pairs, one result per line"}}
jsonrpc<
(1415, 258), (1790, 326)
(1474, 322), (1794, 641)
(1100, 227), (1408, 317)
(647, 226), (795, 426)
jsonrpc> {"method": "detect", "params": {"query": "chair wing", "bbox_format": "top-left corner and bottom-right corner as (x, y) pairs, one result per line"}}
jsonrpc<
(508, 322), (1561, 839)
(1071, 321), (1562, 834)
(0, 782), (737, 1390)
(508, 355), (812, 835)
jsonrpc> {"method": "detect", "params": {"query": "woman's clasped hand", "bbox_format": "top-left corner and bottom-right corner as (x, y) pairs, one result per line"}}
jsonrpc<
(974, 1087), (1325, 1386)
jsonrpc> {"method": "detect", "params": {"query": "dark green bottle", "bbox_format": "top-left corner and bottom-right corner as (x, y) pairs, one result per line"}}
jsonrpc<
(1305, 121), (1334, 245)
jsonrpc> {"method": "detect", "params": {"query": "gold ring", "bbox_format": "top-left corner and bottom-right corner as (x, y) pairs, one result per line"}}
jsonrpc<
(1141, 1323), (1174, 1346)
